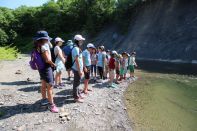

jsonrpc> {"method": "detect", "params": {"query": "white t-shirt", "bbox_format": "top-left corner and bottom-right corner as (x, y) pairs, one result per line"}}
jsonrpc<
(54, 46), (63, 60)
(129, 56), (136, 65)
(41, 43), (51, 61)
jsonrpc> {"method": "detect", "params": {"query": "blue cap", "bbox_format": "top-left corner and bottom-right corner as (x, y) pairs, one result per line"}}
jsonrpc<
(33, 31), (52, 41)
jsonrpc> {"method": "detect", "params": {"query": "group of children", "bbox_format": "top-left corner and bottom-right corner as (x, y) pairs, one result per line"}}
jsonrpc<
(31, 31), (137, 113)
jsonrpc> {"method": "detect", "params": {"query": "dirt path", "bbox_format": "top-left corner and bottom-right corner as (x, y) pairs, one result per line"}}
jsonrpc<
(0, 55), (133, 131)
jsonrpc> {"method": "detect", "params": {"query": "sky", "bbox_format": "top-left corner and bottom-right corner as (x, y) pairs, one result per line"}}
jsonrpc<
(0, 0), (57, 9)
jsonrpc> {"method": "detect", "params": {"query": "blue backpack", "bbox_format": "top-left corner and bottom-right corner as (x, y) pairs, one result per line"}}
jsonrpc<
(29, 50), (45, 70)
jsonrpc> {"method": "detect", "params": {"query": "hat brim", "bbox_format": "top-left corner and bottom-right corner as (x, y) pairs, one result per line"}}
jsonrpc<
(55, 40), (65, 43)
(33, 37), (52, 41)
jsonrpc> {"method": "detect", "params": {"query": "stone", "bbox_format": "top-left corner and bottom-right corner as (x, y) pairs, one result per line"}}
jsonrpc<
(26, 78), (32, 82)
(21, 94), (28, 97)
(59, 112), (69, 118)
(59, 107), (65, 112)
(0, 102), (4, 105)
(17, 125), (26, 131)
(61, 117), (67, 121)
(107, 105), (112, 109)
(67, 116), (71, 121)
(15, 70), (22, 75)
(38, 120), (42, 125)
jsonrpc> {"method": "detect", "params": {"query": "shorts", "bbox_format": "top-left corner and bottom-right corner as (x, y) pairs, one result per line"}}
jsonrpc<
(55, 59), (65, 73)
(120, 67), (125, 75)
(39, 66), (54, 86)
(84, 66), (91, 80)
(128, 65), (134, 73)
(109, 69), (115, 78)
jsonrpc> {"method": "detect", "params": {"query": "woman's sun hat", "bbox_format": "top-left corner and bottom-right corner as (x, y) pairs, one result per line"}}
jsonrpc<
(33, 31), (52, 41)
(87, 43), (95, 48)
(74, 34), (85, 41)
(55, 37), (64, 43)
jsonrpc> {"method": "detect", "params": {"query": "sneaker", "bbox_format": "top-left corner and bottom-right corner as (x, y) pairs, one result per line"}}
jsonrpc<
(74, 98), (84, 103)
(48, 104), (59, 113)
(59, 83), (65, 87)
(40, 99), (49, 106)
(54, 85), (62, 89)
(115, 81), (120, 84)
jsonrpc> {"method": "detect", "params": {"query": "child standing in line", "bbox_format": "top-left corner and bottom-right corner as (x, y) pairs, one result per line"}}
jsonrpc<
(82, 43), (95, 94)
(72, 34), (86, 103)
(97, 46), (106, 82)
(33, 31), (59, 113)
(115, 54), (121, 84)
(108, 51), (117, 87)
(54, 37), (66, 88)
(91, 48), (97, 82)
(128, 52), (138, 78)
(123, 53), (129, 79)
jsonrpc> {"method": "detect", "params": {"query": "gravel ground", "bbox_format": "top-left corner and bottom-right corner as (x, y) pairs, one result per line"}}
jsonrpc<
(0, 55), (133, 131)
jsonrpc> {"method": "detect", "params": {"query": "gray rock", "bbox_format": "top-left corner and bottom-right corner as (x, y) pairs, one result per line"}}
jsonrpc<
(15, 70), (22, 75)
(17, 125), (26, 131)
(67, 116), (71, 121)
(0, 102), (4, 105)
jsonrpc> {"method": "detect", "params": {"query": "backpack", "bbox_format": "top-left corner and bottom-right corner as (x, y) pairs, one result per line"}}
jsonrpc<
(29, 50), (45, 70)
(50, 47), (56, 63)
(65, 46), (76, 69)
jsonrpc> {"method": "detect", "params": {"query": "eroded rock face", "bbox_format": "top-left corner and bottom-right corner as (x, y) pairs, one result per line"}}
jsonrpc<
(94, 0), (197, 61)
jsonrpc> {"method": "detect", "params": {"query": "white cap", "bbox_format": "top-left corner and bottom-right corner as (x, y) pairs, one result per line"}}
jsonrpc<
(55, 37), (64, 43)
(87, 43), (95, 48)
(112, 50), (117, 55)
(74, 34), (85, 41)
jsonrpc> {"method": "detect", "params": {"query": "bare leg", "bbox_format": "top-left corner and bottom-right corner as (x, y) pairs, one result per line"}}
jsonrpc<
(47, 84), (54, 105)
(41, 80), (47, 99)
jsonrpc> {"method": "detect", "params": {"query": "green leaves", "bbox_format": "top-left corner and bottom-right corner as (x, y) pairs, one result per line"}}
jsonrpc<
(0, 0), (142, 51)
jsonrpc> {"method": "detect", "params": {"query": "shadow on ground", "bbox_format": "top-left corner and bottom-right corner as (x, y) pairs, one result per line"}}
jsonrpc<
(1, 81), (39, 86)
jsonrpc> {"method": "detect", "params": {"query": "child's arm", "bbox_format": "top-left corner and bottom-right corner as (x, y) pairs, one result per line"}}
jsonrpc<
(57, 48), (65, 64)
(133, 57), (137, 67)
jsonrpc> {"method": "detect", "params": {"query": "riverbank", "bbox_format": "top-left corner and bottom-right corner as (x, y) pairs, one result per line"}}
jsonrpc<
(125, 70), (197, 131)
(0, 56), (132, 131)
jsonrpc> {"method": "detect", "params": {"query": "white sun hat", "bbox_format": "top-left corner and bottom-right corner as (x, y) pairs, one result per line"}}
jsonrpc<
(55, 37), (64, 43)
(87, 43), (95, 48)
(74, 34), (85, 41)
(112, 50), (117, 55)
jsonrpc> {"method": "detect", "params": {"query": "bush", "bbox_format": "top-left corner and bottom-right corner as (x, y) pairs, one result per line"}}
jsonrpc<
(0, 28), (9, 45)
(0, 45), (19, 60)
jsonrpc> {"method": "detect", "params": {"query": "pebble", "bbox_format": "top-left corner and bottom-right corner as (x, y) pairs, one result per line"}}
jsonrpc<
(0, 122), (4, 126)
(67, 116), (71, 121)
(61, 117), (67, 121)
(59, 107), (65, 112)
(0, 102), (4, 105)
(15, 70), (22, 74)
(17, 125), (26, 131)
(21, 94), (28, 97)
(107, 105), (112, 109)
(38, 120), (43, 125)
(59, 112), (69, 118)
(26, 78), (32, 82)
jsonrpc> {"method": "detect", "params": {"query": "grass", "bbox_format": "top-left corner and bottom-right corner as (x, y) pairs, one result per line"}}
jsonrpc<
(0, 46), (19, 60)
(125, 70), (197, 131)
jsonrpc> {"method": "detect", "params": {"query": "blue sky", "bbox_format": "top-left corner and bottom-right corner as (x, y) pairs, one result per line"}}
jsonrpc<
(0, 0), (55, 9)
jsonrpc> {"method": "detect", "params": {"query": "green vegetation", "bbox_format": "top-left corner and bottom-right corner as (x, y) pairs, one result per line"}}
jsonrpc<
(0, 0), (144, 52)
(125, 70), (197, 131)
(0, 46), (19, 60)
